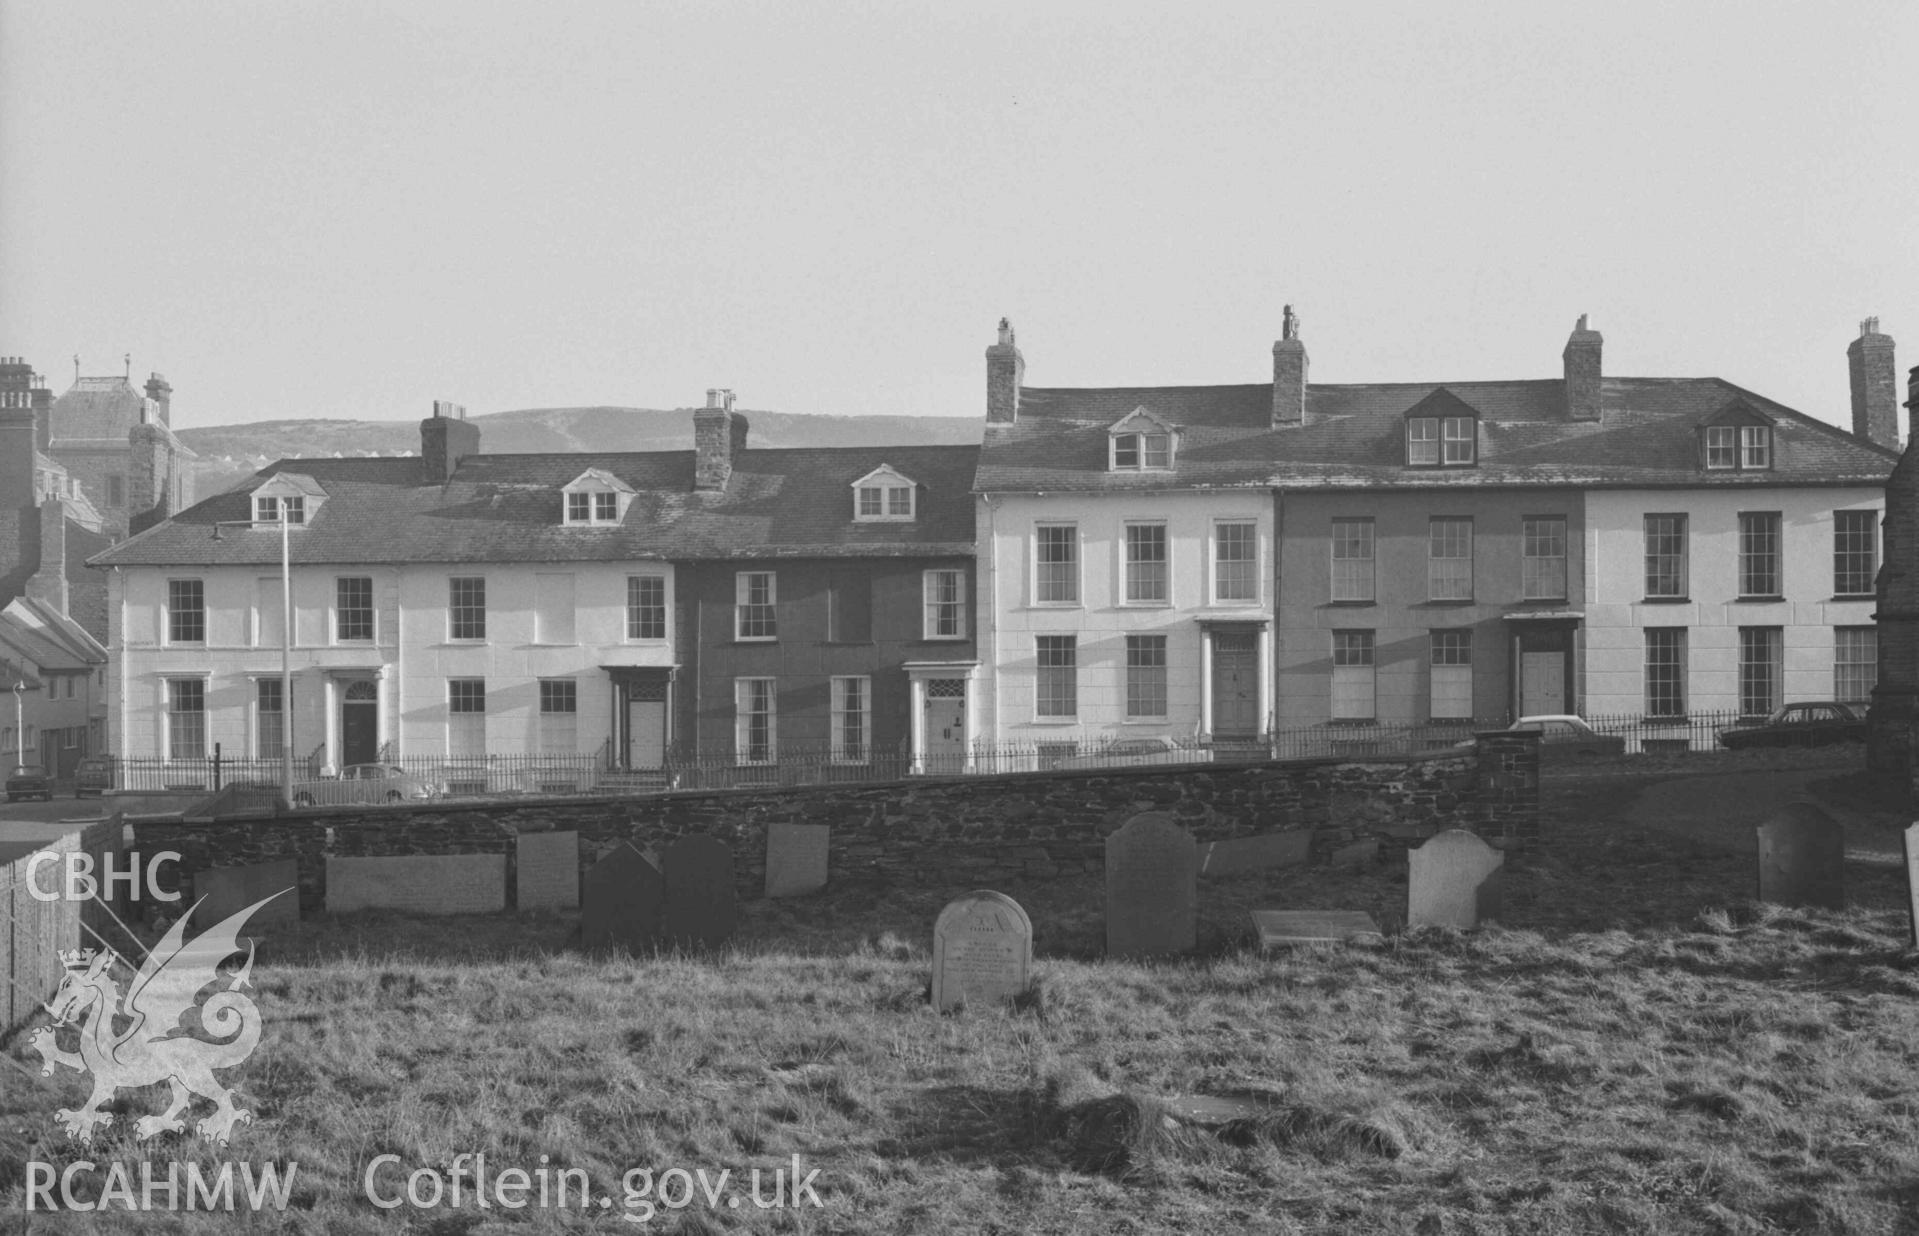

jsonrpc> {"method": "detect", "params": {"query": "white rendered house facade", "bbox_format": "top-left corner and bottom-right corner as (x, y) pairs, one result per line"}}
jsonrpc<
(1582, 485), (1884, 721)
(103, 557), (677, 775)
(975, 488), (1274, 749)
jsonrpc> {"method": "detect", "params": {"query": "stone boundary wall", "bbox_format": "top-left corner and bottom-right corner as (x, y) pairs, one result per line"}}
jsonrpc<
(133, 733), (1540, 916)
(2, 820), (123, 1038)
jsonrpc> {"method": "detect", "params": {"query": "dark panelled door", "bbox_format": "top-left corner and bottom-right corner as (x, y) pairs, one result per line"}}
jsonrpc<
(1211, 633), (1259, 736)
(341, 680), (379, 766)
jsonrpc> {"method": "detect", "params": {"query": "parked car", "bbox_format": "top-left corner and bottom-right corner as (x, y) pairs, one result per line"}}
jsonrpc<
(6, 764), (53, 802)
(1508, 715), (1628, 760)
(1718, 702), (1867, 750)
(290, 764), (447, 807)
(1047, 736), (1213, 770)
(74, 754), (115, 798)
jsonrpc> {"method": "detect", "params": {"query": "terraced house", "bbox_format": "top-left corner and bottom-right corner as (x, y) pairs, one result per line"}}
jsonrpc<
(90, 397), (978, 785)
(972, 313), (1898, 748)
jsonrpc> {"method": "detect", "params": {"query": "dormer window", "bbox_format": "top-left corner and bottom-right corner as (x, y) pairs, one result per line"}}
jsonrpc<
(852, 465), (917, 521)
(1699, 401), (1774, 472)
(1106, 408), (1178, 472)
(1402, 388), (1480, 468)
(252, 472), (324, 526)
(561, 468), (634, 525)
(255, 495), (306, 525)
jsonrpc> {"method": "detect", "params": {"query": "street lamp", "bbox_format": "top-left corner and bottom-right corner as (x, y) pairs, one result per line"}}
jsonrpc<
(212, 502), (293, 806)
(11, 678), (24, 774)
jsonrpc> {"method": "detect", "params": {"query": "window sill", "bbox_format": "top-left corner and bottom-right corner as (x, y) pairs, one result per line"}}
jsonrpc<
(732, 637), (779, 644)
(1731, 596), (1785, 604)
(1118, 601), (1172, 609)
(1639, 597), (1691, 605)
(1326, 718), (1377, 726)
(1029, 717), (1079, 725)
(1419, 599), (1477, 607)
(919, 635), (969, 643)
(1029, 603), (1083, 611)
(1518, 596), (1569, 605)
(1832, 594), (1875, 602)
(1327, 600), (1377, 608)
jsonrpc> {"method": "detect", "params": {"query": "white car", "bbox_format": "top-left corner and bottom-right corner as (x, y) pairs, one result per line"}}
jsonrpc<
(291, 764), (447, 807)
(1047, 736), (1213, 770)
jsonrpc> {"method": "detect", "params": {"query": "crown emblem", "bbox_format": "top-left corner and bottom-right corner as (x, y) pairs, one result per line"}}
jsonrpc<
(59, 947), (101, 971)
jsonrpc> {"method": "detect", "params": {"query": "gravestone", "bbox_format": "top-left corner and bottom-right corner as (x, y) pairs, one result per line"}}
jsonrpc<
(1198, 831), (1310, 878)
(1905, 824), (1919, 947)
(326, 854), (505, 914)
(516, 831), (581, 911)
(662, 835), (737, 947)
(194, 859), (301, 928)
(1105, 812), (1198, 958)
(765, 823), (830, 898)
(1407, 829), (1503, 928)
(580, 842), (664, 951)
(1756, 803), (1844, 910)
(931, 890), (1033, 1012)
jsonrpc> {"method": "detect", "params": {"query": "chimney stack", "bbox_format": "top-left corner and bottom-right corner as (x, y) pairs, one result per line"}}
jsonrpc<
(985, 318), (1023, 425)
(144, 372), (173, 427)
(1563, 314), (1603, 421)
(1271, 305), (1308, 426)
(419, 400), (480, 484)
(25, 496), (67, 615)
(694, 388), (747, 492)
(1848, 317), (1898, 449)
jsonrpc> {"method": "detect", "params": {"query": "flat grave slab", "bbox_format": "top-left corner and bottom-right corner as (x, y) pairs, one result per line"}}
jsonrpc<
(194, 859), (301, 928)
(1249, 909), (1384, 949)
(325, 854), (506, 915)
(516, 831), (580, 911)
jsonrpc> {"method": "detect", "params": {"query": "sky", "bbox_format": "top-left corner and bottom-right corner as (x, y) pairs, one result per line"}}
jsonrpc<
(1, 1), (1915, 433)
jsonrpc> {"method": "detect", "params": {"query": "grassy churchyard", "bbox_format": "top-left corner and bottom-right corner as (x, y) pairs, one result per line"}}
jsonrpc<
(5, 755), (1919, 1234)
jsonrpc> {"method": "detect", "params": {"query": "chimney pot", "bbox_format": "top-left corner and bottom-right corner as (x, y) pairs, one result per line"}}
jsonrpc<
(420, 400), (480, 481)
(694, 391), (746, 491)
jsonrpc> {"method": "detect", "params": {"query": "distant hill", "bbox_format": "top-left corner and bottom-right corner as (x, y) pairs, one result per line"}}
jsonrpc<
(177, 405), (983, 495)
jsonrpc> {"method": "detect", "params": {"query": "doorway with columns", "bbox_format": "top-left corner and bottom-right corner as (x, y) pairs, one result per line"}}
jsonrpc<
(905, 661), (979, 774)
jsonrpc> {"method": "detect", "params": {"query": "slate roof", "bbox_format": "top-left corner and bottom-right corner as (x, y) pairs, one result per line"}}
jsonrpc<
(89, 443), (980, 568)
(47, 376), (190, 453)
(975, 377), (1899, 492)
(0, 597), (106, 672)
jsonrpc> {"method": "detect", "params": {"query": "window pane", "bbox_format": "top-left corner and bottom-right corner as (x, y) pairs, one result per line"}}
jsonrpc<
(736, 572), (777, 639)
(449, 577), (486, 639)
(1406, 419), (1439, 465)
(1428, 518), (1473, 601)
(737, 679), (776, 764)
(1331, 631), (1375, 719)
(924, 570), (965, 638)
(1739, 627), (1783, 716)
(567, 492), (589, 522)
(1522, 517), (1567, 600)
(336, 577), (374, 641)
(1331, 519), (1375, 602)
(887, 486), (913, 516)
(1430, 630), (1472, 719)
(832, 677), (869, 762)
(1835, 626), (1877, 704)
(1442, 417), (1475, 463)
(168, 678), (205, 760)
(1215, 522), (1257, 601)
(1741, 426), (1771, 468)
(1126, 635), (1168, 719)
(1705, 426), (1736, 469)
(1036, 526), (1078, 603)
(169, 579), (205, 643)
(627, 575), (666, 640)
(858, 487), (882, 516)
(1125, 524), (1167, 602)
(1142, 434), (1170, 468)
(1036, 636), (1077, 717)
(1834, 510), (1878, 596)
(1738, 513), (1780, 598)
(1645, 515), (1687, 598)
(1113, 434), (1139, 468)
(1645, 629), (1686, 717)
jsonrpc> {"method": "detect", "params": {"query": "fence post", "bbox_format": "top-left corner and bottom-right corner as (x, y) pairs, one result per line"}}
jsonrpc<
(213, 742), (222, 791)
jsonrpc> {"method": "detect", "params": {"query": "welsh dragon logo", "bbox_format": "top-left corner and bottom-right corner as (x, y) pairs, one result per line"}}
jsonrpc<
(29, 893), (282, 1145)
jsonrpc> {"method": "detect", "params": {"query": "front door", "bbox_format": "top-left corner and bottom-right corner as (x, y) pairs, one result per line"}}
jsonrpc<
(1520, 651), (1566, 717)
(340, 680), (379, 766)
(627, 699), (666, 769)
(923, 680), (966, 773)
(1210, 633), (1259, 736)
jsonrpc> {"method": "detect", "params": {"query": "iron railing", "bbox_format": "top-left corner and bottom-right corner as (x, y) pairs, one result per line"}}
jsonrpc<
(94, 710), (1813, 799)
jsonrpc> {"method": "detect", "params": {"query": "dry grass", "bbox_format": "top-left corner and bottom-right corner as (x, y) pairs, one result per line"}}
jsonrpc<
(4, 763), (1919, 1233)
